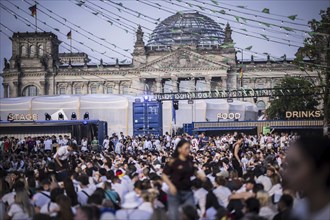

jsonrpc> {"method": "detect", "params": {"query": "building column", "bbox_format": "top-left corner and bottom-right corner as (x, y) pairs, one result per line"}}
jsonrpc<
(100, 81), (106, 94)
(155, 78), (162, 93)
(39, 81), (45, 95)
(222, 76), (227, 90)
(68, 82), (73, 94)
(83, 82), (89, 94)
(114, 81), (120, 94)
(204, 76), (212, 91)
(2, 83), (9, 98)
(171, 76), (178, 93)
(13, 81), (19, 97)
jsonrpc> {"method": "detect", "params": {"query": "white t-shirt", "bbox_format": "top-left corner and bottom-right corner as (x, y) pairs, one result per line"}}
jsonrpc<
(2, 192), (15, 206)
(54, 145), (71, 160)
(8, 203), (31, 220)
(40, 202), (59, 217)
(213, 185), (231, 207)
(44, 139), (52, 151)
(32, 191), (51, 208)
(77, 187), (95, 206)
(103, 139), (110, 149)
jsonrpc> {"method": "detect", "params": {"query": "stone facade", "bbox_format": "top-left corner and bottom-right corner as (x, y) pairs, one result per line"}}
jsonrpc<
(1, 24), (318, 112)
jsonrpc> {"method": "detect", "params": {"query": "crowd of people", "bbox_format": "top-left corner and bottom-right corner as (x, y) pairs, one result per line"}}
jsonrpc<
(0, 131), (329, 220)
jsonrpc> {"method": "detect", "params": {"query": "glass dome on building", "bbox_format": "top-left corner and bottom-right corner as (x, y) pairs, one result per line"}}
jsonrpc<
(147, 11), (225, 46)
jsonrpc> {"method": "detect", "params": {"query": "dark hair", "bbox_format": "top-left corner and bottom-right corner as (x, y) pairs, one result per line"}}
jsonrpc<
(78, 206), (100, 220)
(215, 176), (226, 186)
(172, 139), (190, 158)
(181, 205), (199, 220)
(245, 197), (260, 214)
(295, 136), (330, 187)
(50, 188), (64, 203)
(87, 193), (103, 205)
(279, 194), (294, 208)
(33, 214), (52, 220)
(236, 133), (243, 140)
(205, 191), (221, 210)
(77, 174), (89, 186)
(63, 178), (78, 206)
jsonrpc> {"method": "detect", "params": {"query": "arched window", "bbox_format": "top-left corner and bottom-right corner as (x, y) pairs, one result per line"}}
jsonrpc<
(37, 44), (44, 57)
(58, 87), (66, 95)
(29, 45), (36, 57)
(121, 84), (129, 95)
(20, 45), (27, 57)
(23, 85), (38, 96)
(90, 85), (97, 94)
(74, 87), (82, 95)
(257, 100), (266, 110)
(106, 86), (113, 94)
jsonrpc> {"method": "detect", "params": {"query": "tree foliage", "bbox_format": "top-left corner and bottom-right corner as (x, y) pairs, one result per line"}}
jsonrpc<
(294, 8), (330, 133)
(266, 76), (319, 120)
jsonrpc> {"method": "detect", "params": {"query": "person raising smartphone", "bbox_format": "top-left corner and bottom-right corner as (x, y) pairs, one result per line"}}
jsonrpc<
(162, 139), (206, 220)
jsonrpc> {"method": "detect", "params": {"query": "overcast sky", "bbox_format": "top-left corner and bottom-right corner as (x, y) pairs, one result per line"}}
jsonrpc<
(0, 0), (329, 97)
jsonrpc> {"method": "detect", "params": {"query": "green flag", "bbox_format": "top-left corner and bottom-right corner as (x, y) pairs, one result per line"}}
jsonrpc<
(262, 8), (270, 13)
(245, 46), (252, 50)
(288, 15), (297, 20)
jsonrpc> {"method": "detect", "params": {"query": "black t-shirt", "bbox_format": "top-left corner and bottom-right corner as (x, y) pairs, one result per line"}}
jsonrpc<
(163, 157), (195, 191)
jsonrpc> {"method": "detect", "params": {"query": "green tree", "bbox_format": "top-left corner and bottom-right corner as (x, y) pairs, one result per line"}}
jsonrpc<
(294, 8), (330, 135)
(266, 76), (319, 119)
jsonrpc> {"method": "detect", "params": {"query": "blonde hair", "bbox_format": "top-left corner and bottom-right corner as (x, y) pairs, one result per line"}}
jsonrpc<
(14, 190), (34, 217)
(256, 191), (270, 207)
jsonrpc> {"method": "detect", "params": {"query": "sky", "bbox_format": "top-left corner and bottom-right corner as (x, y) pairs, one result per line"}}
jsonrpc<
(0, 0), (329, 98)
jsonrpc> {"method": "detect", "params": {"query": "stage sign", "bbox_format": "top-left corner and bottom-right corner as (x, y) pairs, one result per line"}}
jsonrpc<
(8, 113), (38, 121)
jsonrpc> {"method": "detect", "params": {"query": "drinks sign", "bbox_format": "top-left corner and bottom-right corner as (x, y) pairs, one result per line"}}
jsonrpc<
(7, 113), (38, 121)
(285, 111), (321, 119)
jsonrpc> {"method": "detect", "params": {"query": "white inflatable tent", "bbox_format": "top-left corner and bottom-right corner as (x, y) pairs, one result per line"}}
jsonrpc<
(0, 95), (258, 135)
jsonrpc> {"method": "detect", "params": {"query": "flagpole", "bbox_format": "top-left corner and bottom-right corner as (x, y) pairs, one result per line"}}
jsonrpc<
(35, 6), (37, 32)
(70, 29), (72, 53)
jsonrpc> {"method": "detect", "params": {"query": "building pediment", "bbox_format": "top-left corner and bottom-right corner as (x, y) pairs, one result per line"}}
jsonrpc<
(141, 49), (230, 71)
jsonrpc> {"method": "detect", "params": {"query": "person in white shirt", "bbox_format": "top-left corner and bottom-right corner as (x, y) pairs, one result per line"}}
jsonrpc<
(44, 137), (52, 152)
(76, 175), (95, 206)
(143, 138), (152, 151)
(192, 178), (208, 218)
(54, 144), (75, 171)
(116, 192), (152, 220)
(103, 136), (110, 150)
(81, 137), (88, 152)
(40, 188), (64, 217)
(115, 140), (123, 155)
(7, 190), (34, 220)
(213, 176), (231, 208)
(32, 179), (51, 210)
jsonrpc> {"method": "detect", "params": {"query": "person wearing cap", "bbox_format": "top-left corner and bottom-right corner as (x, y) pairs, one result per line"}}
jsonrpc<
(115, 192), (152, 220)
(32, 179), (51, 211)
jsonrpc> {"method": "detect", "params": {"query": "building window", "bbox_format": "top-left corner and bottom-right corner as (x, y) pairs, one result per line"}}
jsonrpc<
(91, 86), (97, 94)
(75, 87), (82, 94)
(59, 87), (66, 95)
(23, 85), (38, 96)
(20, 45), (27, 57)
(106, 87), (113, 94)
(121, 85), (129, 95)
(38, 44), (44, 57)
(29, 45), (36, 57)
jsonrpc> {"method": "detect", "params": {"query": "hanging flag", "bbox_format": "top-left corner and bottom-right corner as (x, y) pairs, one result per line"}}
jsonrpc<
(288, 15), (297, 20)
(262, 8), (270, 13)
(211, 0), (218, 5)
(245, 46), (252, 50)
(172, 97), (177, 125)
(29, 4), (37, 17)
(239, 67), (244, 79)
(67, 31), (72, 39)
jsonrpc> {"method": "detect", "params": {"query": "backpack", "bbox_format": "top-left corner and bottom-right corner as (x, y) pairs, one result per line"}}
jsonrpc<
(105, 190), (121, 210)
